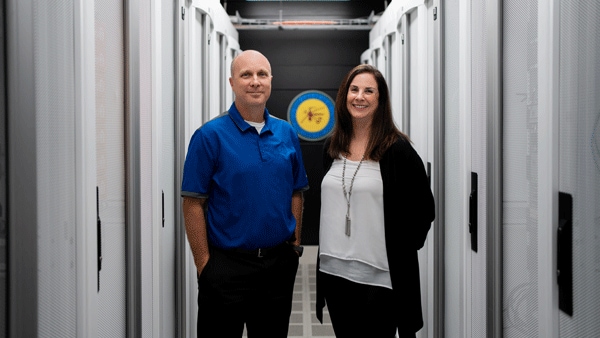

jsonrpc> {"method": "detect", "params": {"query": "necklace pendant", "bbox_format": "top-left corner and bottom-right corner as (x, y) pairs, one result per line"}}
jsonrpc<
(345, 216), (351, 236)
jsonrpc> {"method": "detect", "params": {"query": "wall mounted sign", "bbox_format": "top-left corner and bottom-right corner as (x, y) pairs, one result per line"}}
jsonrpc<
(287, 90), (335, 141)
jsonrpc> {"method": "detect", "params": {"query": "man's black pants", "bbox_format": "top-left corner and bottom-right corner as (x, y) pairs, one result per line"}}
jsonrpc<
(197, 244), (299, 338)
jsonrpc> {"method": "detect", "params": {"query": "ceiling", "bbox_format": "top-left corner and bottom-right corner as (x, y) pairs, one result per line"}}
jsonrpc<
(220, 0), (389, 21)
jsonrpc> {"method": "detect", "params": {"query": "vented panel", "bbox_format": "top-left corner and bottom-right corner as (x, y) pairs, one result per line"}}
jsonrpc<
(502, 1), (540, 337)
(470, 0), (487, 336)
(95, 0), (127, 336)
(34, 1), (78, 337)
(558, 1), (600, 337)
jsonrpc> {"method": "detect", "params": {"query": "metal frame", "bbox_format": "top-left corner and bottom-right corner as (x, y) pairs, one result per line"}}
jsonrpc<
(219, 33), (228, 113)
(230, 13), (378, 31)
(151, 0), (164, 336)
(486, 0), (503, 337)
(7, 0), (38, 336)
(175, 1), (187, 336)
(0, 3), (6, 333)
(74, 0), (99, 336)
(458, 0), (472, 336)
(401, 14), (410, 135)
(537, 0), (560, 336)
(432, 0), (445, 336)
(126, 0), (143, 336)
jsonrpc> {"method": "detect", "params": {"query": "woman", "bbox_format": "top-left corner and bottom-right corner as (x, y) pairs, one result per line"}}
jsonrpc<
(316, 64), (435, 338)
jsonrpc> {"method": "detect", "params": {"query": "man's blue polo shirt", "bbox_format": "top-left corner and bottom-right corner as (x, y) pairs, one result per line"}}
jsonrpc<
(181, 103), (309, 250)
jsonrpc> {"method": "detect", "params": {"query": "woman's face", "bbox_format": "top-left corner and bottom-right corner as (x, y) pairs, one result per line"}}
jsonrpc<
(346, 73), (379, 124)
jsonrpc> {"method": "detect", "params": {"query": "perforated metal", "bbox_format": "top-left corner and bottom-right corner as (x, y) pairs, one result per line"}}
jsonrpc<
(95, 0), (127, 336)
(503, 0), (540, 337)
(558, 1), (600, 337)
(35, 1), (78, 337)
(471, 0), (488, 336)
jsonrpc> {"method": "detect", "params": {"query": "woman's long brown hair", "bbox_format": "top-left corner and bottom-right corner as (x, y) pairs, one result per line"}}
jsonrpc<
(327, 64), (409, 161)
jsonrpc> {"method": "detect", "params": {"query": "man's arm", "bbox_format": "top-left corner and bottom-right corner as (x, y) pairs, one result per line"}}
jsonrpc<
(182, 196), (210, 275)
(291, 191), (304, 246)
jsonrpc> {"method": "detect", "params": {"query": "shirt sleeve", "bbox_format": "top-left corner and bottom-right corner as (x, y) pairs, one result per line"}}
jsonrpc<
(181, 127), (217, 198)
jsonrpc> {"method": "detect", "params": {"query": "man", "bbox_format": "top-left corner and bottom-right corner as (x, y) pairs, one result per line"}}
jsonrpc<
(181, 50), (309, 337)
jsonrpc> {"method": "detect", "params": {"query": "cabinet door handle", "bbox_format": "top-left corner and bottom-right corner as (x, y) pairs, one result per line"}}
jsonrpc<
(469, 172), (478, 252)
(557, 192), (573, 316)
(97, 187), (102, 292)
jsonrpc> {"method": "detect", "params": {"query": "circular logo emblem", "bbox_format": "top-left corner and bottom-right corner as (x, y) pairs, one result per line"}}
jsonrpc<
(287, 90), (335, 141)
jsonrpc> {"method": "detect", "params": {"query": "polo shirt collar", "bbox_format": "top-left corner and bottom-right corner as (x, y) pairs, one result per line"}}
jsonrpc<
(228, 103), (272, 134)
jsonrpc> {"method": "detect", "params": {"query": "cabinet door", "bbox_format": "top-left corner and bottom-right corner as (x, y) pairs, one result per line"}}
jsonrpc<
(95, 0), (127, 335)
(557, 1), (600, 336)
(502, 0), (541, 336)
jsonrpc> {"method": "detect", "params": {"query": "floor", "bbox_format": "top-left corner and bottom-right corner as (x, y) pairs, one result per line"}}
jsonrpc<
(243, 245), (336, 337)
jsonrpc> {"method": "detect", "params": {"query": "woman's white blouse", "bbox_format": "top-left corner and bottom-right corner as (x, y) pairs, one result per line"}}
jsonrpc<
(319, 158), (392, 289)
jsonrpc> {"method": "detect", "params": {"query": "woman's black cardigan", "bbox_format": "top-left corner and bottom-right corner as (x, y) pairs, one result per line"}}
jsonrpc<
(316, 137), (435, 334)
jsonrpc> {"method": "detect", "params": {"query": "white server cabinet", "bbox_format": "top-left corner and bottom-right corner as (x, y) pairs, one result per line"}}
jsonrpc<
(442, 0), (600, 337)
(539, 1), (600, 337)
(95, 0), (127, 335)
(7, 0), (98, 337)
(155, 0), (178, 337)
(177, 1), (239, 337)
(366, 1), (439, 337)
(7, 0), (181, 336)
(442, 0), (487, 337)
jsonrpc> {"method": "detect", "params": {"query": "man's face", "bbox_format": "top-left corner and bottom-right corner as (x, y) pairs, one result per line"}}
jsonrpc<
(229, 51), (273, 109)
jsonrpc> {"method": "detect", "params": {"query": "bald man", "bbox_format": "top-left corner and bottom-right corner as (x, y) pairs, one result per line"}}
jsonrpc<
(181, 50), (309, 337)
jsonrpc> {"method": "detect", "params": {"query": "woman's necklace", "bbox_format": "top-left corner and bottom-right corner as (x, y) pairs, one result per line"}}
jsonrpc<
(342, 153), (365, 236)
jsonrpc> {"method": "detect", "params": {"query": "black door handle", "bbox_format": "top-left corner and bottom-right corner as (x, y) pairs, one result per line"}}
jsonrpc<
(97, 187), (102, 292)
(469, 172), (478, 252)
(557, 192), (573, 316)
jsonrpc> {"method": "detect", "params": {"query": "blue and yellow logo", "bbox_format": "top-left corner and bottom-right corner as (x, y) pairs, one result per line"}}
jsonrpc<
(287, 90), (335, 141)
